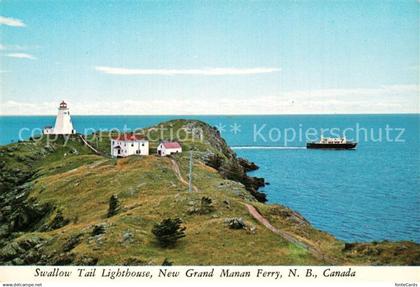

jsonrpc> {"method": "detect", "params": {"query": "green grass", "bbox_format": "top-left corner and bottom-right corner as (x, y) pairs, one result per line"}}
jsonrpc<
(1, 120), (418, 265)
(20, 152), (324, 265)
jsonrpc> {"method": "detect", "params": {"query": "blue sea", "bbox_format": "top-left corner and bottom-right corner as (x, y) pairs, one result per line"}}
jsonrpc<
(1, 115), (419, 243)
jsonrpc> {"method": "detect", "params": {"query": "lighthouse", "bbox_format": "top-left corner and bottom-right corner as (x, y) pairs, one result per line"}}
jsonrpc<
(43, 101), (76, 135)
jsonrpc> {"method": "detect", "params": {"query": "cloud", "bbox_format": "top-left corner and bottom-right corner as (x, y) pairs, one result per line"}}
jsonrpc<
(0, 43), (37, 51)
(1, 85), (418, 115)
(0, 16), (25, 27)
(95, 66), (281, 76)
(5, 53), (36, 60)
(283, 85), (419, 100)
(1, 85), (417, 115)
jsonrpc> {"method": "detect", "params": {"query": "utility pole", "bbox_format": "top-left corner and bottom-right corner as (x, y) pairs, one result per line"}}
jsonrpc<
(188, 151), (193, 192)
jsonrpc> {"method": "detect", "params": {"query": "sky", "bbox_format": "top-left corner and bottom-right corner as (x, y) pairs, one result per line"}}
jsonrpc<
(0, 0), (418, 115)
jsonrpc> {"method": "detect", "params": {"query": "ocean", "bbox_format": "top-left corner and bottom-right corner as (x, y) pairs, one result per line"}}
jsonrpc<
(1, 114), (419, 243)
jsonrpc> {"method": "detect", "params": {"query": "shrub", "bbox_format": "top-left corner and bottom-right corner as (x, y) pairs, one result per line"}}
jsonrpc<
(205, 154), (224, 170)
(200, 196), (215, 214)
(162, 258), (173, 266)
(107, 194), (120, 217)
(152, 218), (186, 248)
(48, 211), (70, 230)
(91, 224), (106, 236)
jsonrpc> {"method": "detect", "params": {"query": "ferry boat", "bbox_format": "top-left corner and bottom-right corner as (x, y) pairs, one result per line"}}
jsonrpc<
(306, 137), (357, 150)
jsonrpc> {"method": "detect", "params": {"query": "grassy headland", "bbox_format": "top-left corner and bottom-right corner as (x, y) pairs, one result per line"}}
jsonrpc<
(0, 119), (418, 265)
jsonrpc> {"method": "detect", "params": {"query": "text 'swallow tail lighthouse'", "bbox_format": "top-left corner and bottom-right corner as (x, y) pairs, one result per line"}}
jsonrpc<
(43, 101), (76, 135)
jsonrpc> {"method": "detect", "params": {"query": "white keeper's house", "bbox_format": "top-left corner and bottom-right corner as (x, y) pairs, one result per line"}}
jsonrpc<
(111, 133), (149, 157)
(43, 101), (76, 135)
(157, 141), (182, 156)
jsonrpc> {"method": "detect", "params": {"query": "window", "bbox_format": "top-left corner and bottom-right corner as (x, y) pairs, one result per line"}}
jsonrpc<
(142, 143), (145, 146)
(131, 143), (134, 147)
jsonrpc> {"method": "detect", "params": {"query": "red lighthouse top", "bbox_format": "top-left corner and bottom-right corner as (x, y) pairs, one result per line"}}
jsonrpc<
(59, 101), (67, 109)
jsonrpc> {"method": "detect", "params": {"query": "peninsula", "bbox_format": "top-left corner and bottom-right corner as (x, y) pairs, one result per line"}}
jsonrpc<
(0, 119), (418, 265)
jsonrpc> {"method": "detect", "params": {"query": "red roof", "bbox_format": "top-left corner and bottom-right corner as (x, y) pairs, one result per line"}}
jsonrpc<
(112, 134), (146, 141)
(162, 141), (181, 149)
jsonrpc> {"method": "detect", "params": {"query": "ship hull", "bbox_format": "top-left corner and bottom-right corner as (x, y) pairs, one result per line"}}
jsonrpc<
(306, 143), (357, 149)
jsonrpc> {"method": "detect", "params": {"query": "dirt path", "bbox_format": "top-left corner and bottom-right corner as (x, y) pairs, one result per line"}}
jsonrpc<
(87, 159), (109, 168)
(170, 158), (199, 192)
(244, 203), (333, 263)
(79, 135), (102, 155)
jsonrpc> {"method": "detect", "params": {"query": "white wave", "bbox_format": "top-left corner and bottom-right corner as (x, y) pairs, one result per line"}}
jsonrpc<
(231, 146), (306, 150)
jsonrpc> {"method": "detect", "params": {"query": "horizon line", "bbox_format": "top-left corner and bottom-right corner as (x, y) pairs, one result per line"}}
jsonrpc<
(1, 112), (419, 117)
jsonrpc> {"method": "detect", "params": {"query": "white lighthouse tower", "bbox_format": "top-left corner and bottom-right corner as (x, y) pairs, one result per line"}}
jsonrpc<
(43, 101), (76, 135)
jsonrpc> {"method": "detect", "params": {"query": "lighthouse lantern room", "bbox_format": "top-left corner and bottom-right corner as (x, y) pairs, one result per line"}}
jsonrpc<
(43, 101), (76, 135)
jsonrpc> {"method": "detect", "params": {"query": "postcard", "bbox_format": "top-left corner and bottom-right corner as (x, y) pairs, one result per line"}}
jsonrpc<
(0, 1), (418, 286)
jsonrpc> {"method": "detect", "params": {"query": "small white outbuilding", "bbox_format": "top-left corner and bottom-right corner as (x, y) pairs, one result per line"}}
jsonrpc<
(157, 141), (182, 156)
(111, 134), (149, 157)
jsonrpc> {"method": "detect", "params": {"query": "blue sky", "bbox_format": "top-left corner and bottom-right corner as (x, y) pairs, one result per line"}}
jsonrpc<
(0, 0), (418, 115)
